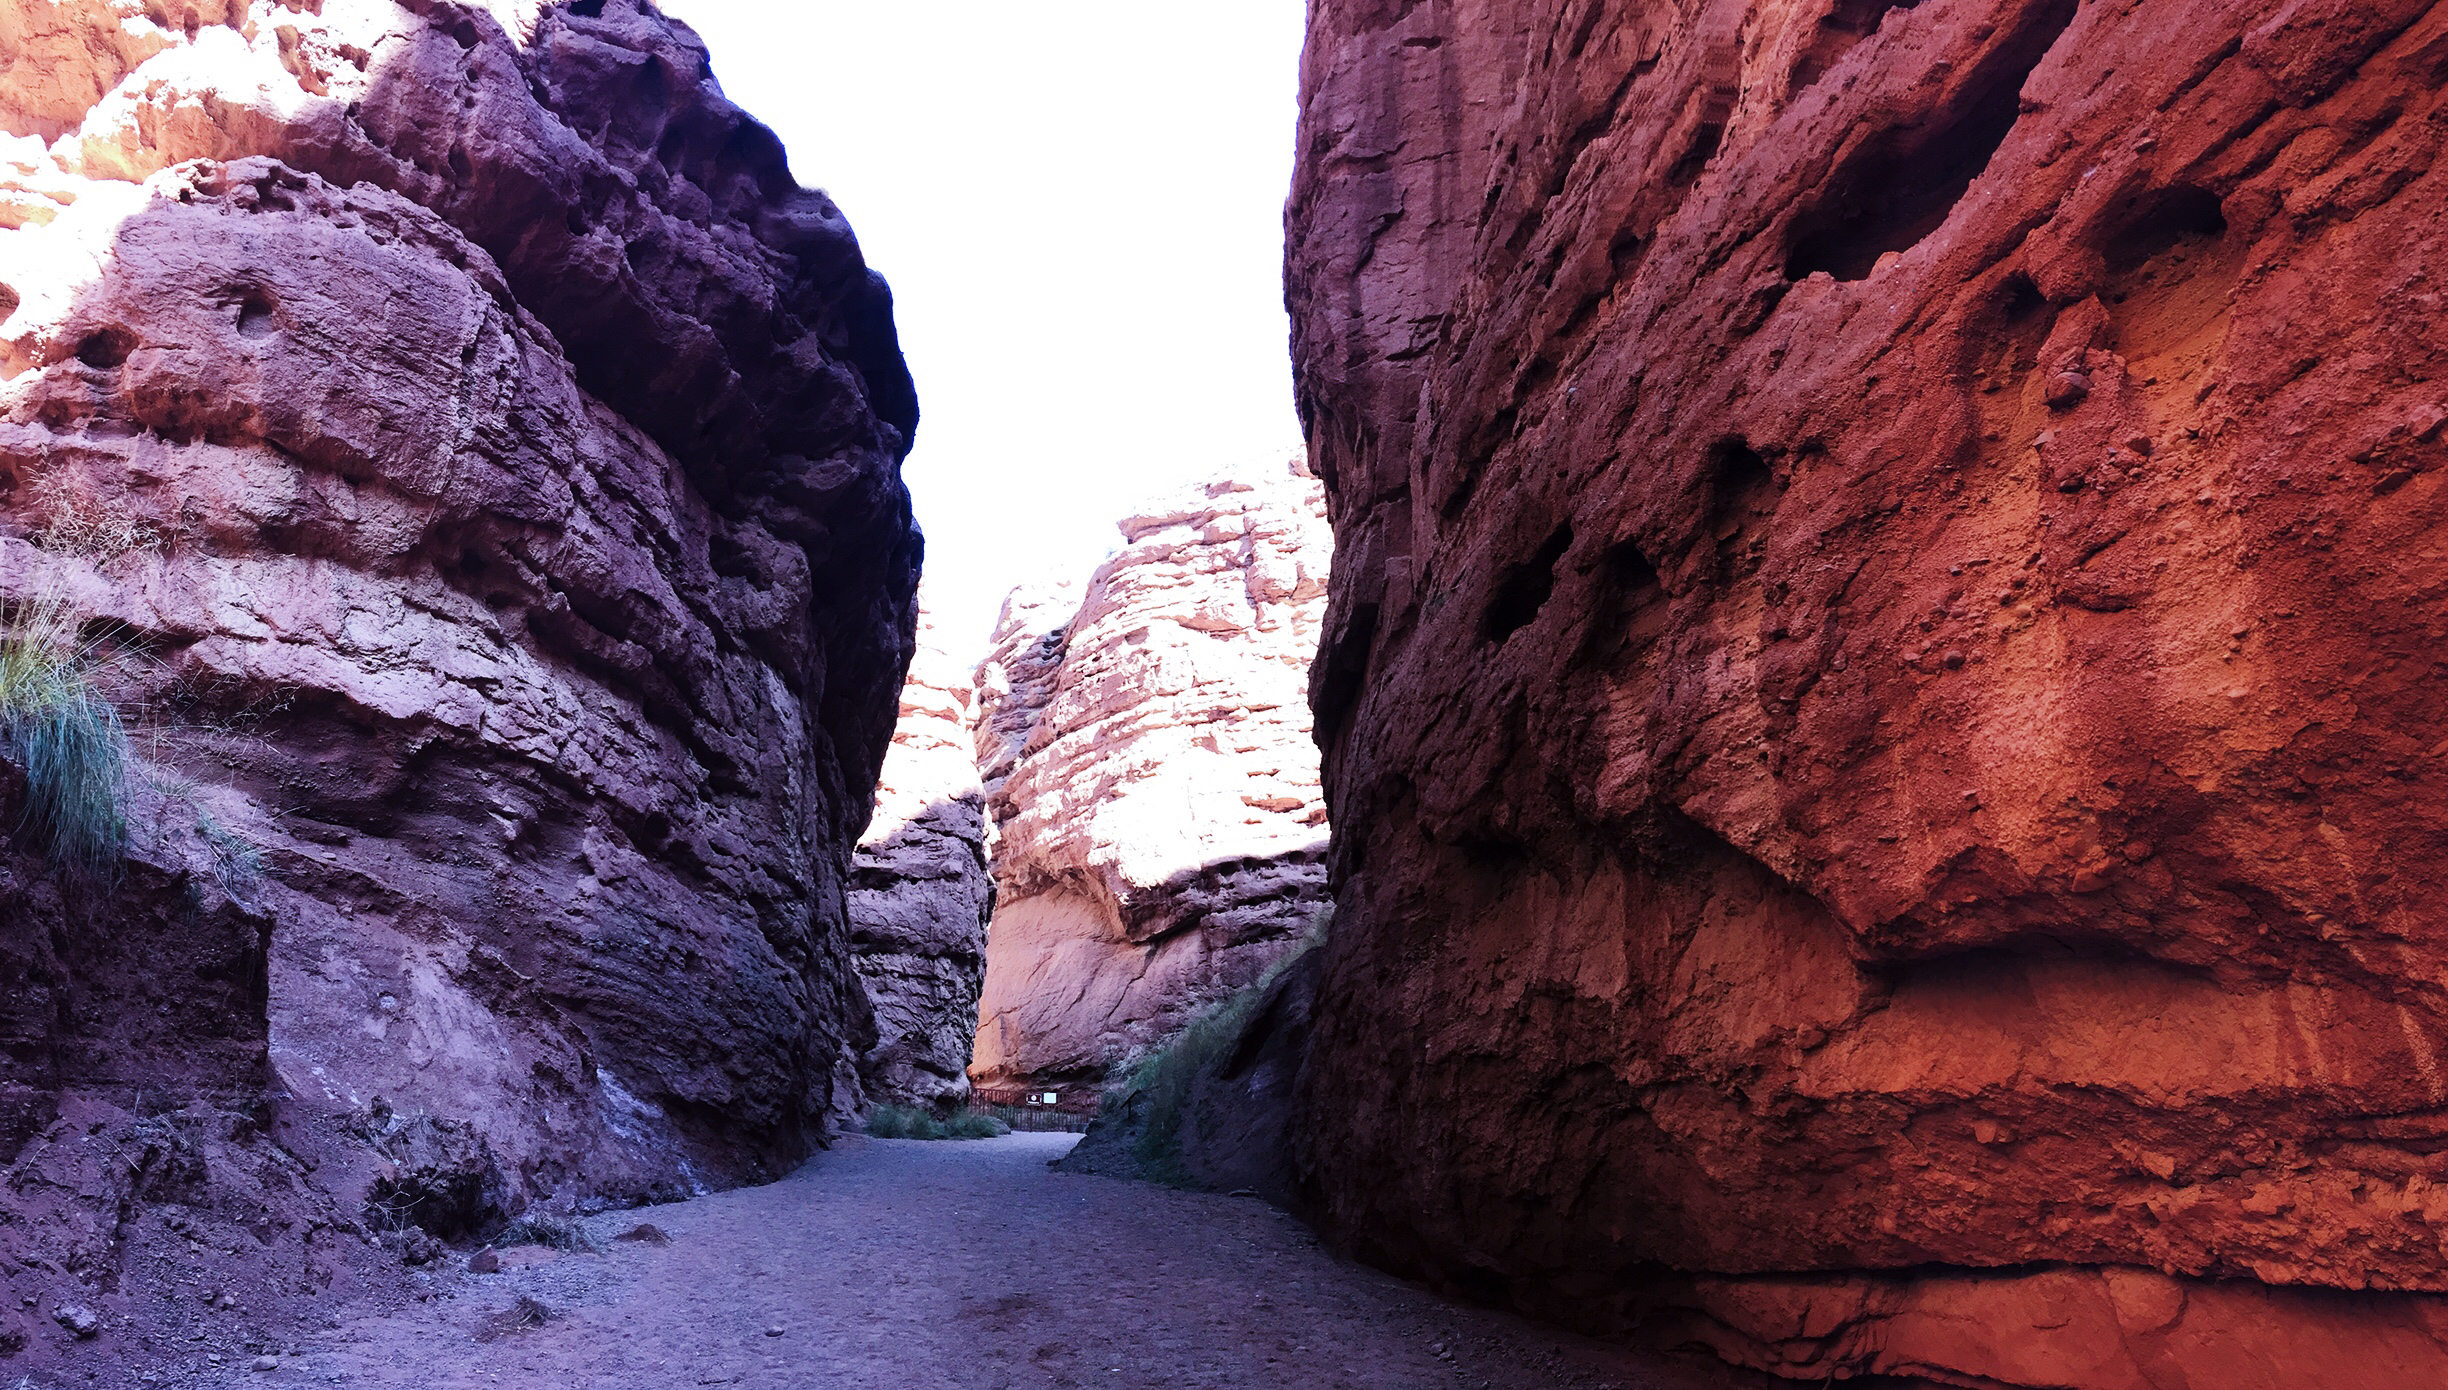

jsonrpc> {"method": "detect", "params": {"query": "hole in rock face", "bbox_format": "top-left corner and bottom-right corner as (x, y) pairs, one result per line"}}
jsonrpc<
(1312, 602), (1379, 742)
(1789, 0), (1920, 94)
(2100, 184), (2226, 276)
(708, 533), (762, 580)
(1665, 76), (1738, 187)
(1481, 523), (1574, 645)
(1605, 540), (1660, 593)
(236, 294), (277, 338)
(567, 0), (607, 15)
(75, 330), (132, 369)
(1588, 537), (1671, 666)
(1995, 271), (2046, 321)
(1608, 230), (1644, 280)
(1782, 0), (2077, 281)
(2100, 183), (2241, 380)
(1706, 439), (1783, 581)
(1709, 439), (1772, 519)
(1666, 117), (1727, 187)
(1971, 272), (2052, 387)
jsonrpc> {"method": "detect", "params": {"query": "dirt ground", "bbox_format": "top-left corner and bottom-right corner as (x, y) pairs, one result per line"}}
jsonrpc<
(107, 1131), (1753, 1389)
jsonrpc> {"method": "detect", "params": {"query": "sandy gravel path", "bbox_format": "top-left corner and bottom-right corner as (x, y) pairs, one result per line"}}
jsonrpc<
(229, 1132), (1741, 1389)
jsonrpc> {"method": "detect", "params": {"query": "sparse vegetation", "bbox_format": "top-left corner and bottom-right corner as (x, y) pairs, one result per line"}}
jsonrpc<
(865, 1104), (1012, 1141)
(148, 770), (267, 906)
(1110, 911), (1329, 1188)
(30, 491), (165, 563)
(497, 1211), (604, 1254)
(195, 806), (263, 897)
(0, 591), (130, 880)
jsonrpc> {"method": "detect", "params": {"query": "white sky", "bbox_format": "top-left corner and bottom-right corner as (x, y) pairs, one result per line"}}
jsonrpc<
(655, 0), (1310, 659)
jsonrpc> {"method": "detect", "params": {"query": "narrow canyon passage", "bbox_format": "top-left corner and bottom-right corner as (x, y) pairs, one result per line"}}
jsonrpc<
(274, 1136), (1732, 1390)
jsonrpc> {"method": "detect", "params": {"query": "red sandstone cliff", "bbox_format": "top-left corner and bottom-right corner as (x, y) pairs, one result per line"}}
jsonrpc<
(970, 470), (1332, 1102)
(1288, 0), (2448, 1383)
(0, 0), (915, 1345)
(851, 613), (990, 1110)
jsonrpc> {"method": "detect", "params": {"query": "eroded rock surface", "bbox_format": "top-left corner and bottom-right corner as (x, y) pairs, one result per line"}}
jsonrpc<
(969, 469), (1331, 1101)
(0, 0), (915, 1291)
(850, 614), (990, 1109)
(1288, 0), (2448, 1383)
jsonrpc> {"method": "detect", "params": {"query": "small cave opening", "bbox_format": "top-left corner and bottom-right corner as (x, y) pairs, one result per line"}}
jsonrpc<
(2100, 184), (2227, 276)
(1313, 603), (1379, 741)
(1788, 0), (1921, 95)
(1666, 119), (1726, 188)
(1782, 0), (2077, 282)
(75, 329), (133, 369)
(1708, 439), (1772, 522)
(1665, 80), (1737, 188)
(1706, 438), (1784, 581)
(1604, 539), (1660, 594)
(1587, 536), (1670, 667)
(236, 293), (277, 338)
(1995, 271), (2046, 322)
(1480, 523), (1574, 646)
(2097, 182), (2241, 372)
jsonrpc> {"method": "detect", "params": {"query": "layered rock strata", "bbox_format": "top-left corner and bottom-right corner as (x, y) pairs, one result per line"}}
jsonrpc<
(0, 0), (915, 1257)
(1288, 0), (2448, 1383)
(970, 469), (1332, 1101)
(849, 615), (991, 1110)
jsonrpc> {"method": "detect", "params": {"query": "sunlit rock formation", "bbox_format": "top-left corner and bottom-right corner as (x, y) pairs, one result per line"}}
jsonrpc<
(1287, 0), (2448, 1383)
(850, 613), (990, 1110)
(969, 467), (1331, 1103)
(0, 0), (916, 1313)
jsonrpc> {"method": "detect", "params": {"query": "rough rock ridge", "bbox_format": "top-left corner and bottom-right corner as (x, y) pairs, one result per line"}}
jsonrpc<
(969, 468), (1332, 1102)
(1288, 0), (2448, 1383)
(850, 613), (991, 1110)
(0, 0), (915, 1292)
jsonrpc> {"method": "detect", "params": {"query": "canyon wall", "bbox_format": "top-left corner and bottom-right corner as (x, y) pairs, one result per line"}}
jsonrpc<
(850, 614), (990, 1110)
(970, 469), (1331, 1102)
(1287, 0), (2448, 1384)
(0, 0), (915, 1264)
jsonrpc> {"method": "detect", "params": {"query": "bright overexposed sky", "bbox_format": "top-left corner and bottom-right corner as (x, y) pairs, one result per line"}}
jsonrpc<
(655, 0), (1310, 659)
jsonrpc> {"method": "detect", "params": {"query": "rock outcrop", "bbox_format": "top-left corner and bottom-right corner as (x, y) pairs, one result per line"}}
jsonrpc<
(850, 614), (990, 1110)
(0, 0), (915, 1290)
(1288, 0), (2448, 1383)
(969, 469), (1331, 1102)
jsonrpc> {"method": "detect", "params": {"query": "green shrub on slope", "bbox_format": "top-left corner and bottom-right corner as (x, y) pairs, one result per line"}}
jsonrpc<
(865, 1104), (1012, 1141)
(0, 593), (128, 880)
